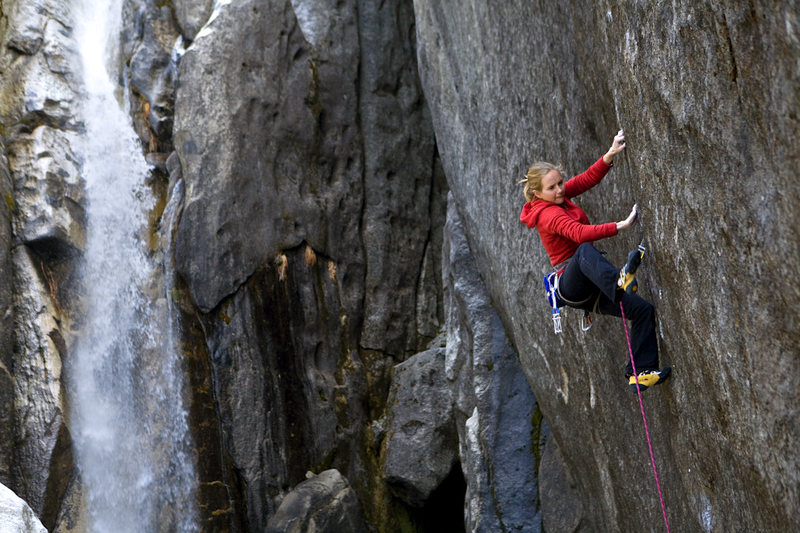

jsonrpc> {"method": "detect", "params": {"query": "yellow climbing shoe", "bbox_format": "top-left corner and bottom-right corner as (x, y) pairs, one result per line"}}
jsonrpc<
(629, 367), (672, 392)
(618, 243), (646, 293)
(618, 271), (638, 293)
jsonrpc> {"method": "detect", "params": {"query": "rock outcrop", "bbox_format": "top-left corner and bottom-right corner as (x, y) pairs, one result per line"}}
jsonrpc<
(442, 197), (540, 532)
(413, 1), (800, 531)
(0, 0), (80, 528)
(169, 0), (444, 529)
(265, 469), (369, 533)
(0, 483), (47, 533)
(381, 347), (458, 507)
(381, 197), (543, 532)
(3, 0), (448, 529)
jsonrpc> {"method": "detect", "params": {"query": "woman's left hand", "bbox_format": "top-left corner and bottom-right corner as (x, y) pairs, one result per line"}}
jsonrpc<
(603, 129), (626, 164)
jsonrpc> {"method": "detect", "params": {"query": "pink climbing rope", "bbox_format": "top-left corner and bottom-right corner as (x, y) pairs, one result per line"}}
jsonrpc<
(620, 301), (671, 533)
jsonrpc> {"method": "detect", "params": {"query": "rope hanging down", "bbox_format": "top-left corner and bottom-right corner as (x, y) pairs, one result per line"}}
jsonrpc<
(621, 302), (671, 533)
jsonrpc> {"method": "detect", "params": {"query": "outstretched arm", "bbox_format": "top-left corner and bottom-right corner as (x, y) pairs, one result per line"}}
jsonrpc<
(545, 209), (618, 243)
(565, 130), (627, 198)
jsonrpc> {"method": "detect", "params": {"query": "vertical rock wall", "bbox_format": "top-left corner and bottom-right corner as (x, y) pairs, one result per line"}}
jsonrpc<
(9, 0), (795, 531)
(0, 0), (81, 528)
(413, 1), (800, 531)
(169, 0), (446, 529)
(2, 0), (451, 529)
(0, 140), (13, 486)
(442, 196), (540, 532)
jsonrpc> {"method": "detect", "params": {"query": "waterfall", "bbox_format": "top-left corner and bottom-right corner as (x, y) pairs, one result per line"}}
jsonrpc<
(69, 0), (198, 531)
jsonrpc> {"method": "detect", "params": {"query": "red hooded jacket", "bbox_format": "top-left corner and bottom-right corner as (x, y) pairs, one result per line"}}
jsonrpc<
(520, 156), (618, 267)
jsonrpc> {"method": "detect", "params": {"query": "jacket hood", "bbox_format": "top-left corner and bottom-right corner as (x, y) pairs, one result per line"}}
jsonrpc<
(520, 198), (561, 228)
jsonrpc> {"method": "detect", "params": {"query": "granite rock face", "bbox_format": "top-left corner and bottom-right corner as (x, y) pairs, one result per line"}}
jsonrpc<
(170, 0), (444, 529)
(381, 199), (543, 532)
(4, 0), (796, 531)
(3, 0), (445, 529)
(0, 1), (80, 529)
(413, 1), (800, 531)
(443, 197), (540, 532)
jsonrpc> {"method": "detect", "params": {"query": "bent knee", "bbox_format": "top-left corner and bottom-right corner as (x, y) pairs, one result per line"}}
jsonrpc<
(623, 295), (654, 317)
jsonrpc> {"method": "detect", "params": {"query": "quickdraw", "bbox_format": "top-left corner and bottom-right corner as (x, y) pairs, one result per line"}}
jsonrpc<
(543, 271), (563, 334)
(543, 269), (599, 334)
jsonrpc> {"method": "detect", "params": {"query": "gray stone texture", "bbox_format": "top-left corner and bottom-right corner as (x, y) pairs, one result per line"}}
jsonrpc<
(0, 1), (80, 529)
(173, 0), (214, 42)
(265, 470), (369, 533)
(538, 421), (585, 533)
(443, 197), (540, 532)
(120, 1), (180, 149)
(413, 1), (800, 531)
(2, 0), (796, 531)
(0, 143), (13, 486)
(381, 347), (458, 507)
(170, 0), (444, 528)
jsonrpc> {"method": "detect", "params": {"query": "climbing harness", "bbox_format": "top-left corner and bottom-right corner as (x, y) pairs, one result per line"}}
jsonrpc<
(543, 266), (599, 334)
(543, 243), (644, 334)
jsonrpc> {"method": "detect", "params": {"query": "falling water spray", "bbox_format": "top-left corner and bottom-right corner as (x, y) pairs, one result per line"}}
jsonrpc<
(69, 0), (198, 531)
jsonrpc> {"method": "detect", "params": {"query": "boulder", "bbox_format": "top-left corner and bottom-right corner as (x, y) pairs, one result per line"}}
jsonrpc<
(265, 470), (368, 533)
(173, 0), (214, 42)
(0, 483), (47, 533)
(382, 347), (457, 507)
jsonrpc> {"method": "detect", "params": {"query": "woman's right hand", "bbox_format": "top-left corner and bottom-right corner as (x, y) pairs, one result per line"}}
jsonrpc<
(616, 204), (638, 231)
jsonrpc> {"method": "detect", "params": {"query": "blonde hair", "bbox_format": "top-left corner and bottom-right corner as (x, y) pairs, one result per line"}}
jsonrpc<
(519, 162), (564, 202)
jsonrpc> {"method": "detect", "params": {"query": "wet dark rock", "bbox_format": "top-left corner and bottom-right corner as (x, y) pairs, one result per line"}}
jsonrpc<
(121, 0), (181, 149)
(265, 470), (369, 533)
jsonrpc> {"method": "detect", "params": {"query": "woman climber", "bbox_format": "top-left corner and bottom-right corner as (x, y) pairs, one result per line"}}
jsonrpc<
(519, 129), (671, 392)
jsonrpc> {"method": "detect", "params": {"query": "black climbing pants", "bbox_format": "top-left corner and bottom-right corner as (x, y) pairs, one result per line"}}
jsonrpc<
(558, 243), (659, 375)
